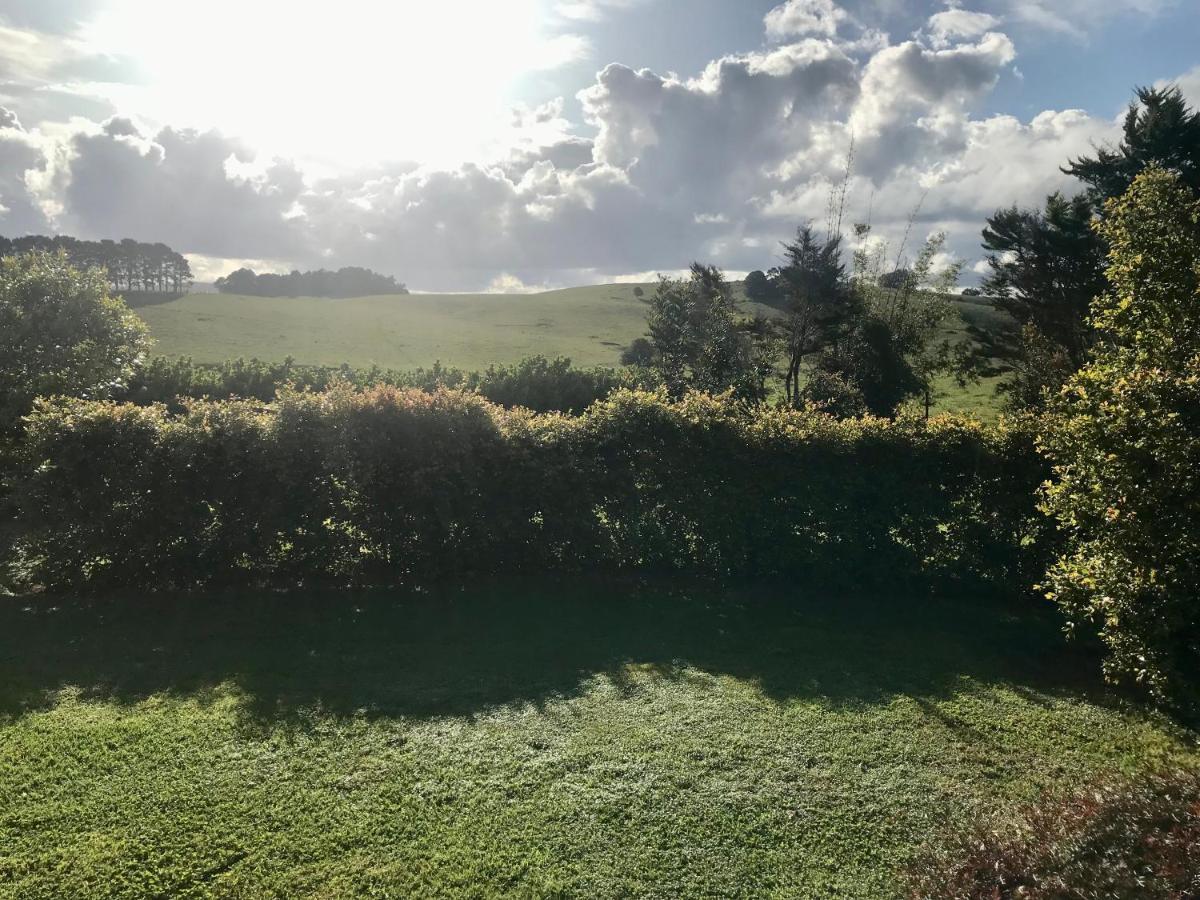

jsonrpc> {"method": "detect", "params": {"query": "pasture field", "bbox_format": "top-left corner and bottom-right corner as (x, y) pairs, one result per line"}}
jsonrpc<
(1, 579), (1192, 898)
(133, 286), (1010, 417)
(134, 285), (672, 372)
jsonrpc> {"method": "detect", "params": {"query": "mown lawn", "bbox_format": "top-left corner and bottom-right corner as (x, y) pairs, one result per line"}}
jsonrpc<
(3, 579), (1187, 898)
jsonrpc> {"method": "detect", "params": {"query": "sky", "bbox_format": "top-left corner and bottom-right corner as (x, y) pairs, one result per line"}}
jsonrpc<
(0, 0), (1198, 290)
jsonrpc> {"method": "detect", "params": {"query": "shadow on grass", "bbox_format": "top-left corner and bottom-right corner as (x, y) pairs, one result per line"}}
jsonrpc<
(0, 575), (1109, 727)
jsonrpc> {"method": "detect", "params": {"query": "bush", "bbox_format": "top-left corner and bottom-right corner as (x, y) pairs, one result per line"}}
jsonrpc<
(797, 370), (867, 419)
(125, 355), (630, 415)
(0, 251), (149, 429)
(1040, 169), (1200, 714)
(8, 387), (1050, 592)
(905, 767), (1200, 899)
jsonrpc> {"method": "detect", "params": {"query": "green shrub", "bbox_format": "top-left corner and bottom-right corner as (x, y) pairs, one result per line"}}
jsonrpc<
(9, 387), (1049, 592)
(905, 767), (1200, 899)
(0, 251), (149, 429)
(1040, 169), (1200, 714)
(125, 354), (629, 415)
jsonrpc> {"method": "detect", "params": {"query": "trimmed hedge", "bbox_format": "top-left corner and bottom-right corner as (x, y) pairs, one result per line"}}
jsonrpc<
(124, 354), (633, 415)
(8, 386), (1051, 591)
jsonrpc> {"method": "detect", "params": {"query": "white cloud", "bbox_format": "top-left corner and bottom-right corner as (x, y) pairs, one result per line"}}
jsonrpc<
(998, 0), (1176, 39)
(2, 7), (1181, 289)
(925, 9), (1002, 48)
(764, 0), (851, 39)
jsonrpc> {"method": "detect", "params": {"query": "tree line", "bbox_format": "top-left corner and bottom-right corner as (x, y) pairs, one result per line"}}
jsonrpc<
(623, 85), (1199, 424)
(0, 235), (193, 294)
(214, 266), (408, 298)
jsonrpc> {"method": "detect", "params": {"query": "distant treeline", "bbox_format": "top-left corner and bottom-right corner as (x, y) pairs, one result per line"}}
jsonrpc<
(215, 266), (408, 298)
(0, 235), (192, 294)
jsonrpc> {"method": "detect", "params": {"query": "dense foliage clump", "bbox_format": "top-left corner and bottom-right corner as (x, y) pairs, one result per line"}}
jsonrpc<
(7, 386), (1048, 592)
(1041, 168), (1200, 715)
(906, 768), (1200, 899)
(0, 234), (193, 295)
(126, 354), (633, 415)
(0, 250), (150, 428)
(977, 86), (1200, 409)
(214, 266), (407, 297)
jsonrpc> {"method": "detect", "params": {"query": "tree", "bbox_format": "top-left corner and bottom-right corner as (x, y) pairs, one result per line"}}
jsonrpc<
(644, 263), (762, 400)
(213, 266), (408, 297)
(0, 234), (192, 297)
(0, 251), (150, 428)
(977, 86), (1200, 409)
(620, 337), (656, 367)
(776, 226), (856, 407)
(743, 270), (776, 303)
(1065, 86), (1200, 203)
(1041, 168), (1200, 714)
(851, 231), (963, 417)
(981, 193), (1107, 370)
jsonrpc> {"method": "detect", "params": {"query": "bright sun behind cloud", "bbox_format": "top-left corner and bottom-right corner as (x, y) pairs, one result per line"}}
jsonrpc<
(80, 0), (583, 169)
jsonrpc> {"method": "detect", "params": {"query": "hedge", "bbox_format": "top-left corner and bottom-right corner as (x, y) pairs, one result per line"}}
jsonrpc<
(7, 385), (1051, 592)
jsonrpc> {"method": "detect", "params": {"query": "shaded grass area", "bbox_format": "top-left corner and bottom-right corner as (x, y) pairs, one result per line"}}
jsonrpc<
(4, 578), (1182, 898)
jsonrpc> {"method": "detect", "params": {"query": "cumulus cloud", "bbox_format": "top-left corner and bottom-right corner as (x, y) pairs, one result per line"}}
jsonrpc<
(0, 6), (1174, 289)
(0, 104), (52, 233)
(62, 119), (306, 258)
(764, 0), (851, 39)
(925, 9), (1002, 48)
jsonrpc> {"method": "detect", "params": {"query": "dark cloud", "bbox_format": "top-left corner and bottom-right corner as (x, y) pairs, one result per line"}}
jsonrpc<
(0, 106), (51, 234)
(64, 123), (307, 258)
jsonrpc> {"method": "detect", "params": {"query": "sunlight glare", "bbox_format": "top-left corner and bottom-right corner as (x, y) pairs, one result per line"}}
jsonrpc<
(83, 0), (568, 169)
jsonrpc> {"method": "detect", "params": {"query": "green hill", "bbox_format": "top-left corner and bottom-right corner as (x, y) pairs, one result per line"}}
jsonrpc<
(133, 284), (1010, 416)
(135, 285), (677, 371)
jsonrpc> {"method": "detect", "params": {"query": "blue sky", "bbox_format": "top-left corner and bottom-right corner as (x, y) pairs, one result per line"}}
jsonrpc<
(0, 0), (1197, 288)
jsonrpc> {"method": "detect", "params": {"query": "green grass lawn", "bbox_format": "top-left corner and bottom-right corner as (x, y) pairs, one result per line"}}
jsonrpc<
(1, 579), (1193, 898)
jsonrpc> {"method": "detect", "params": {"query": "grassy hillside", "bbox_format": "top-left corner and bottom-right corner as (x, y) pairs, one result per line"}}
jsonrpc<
(133, 285), (1010, 416)
(135, 285), (672, 371)
(2, 579), (1193, 897)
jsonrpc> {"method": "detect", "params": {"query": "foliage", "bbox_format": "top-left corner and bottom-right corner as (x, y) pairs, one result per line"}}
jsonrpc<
(743, 269), (780, 303)
(214, 265), (408, 297)
(127, 354), (631, 415)
(776, 226), (857, 407)
(1041, 168), (1200, 714)
(8, 386), (1050, 592)
(1066, 85), (1200, 203)
(839, 230), (964, 417)
(978, 192), (1107, 402)
(796, 369), (866, 418)
(977, 86), (1200, 411)
(906, 767), (1200, 900)
(0, 234), (192, 294)
(619, 337), (656, 367)
(0, 251), (150, 429)
(645, 264), (766, 400)
(815, 317), (925, 417)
